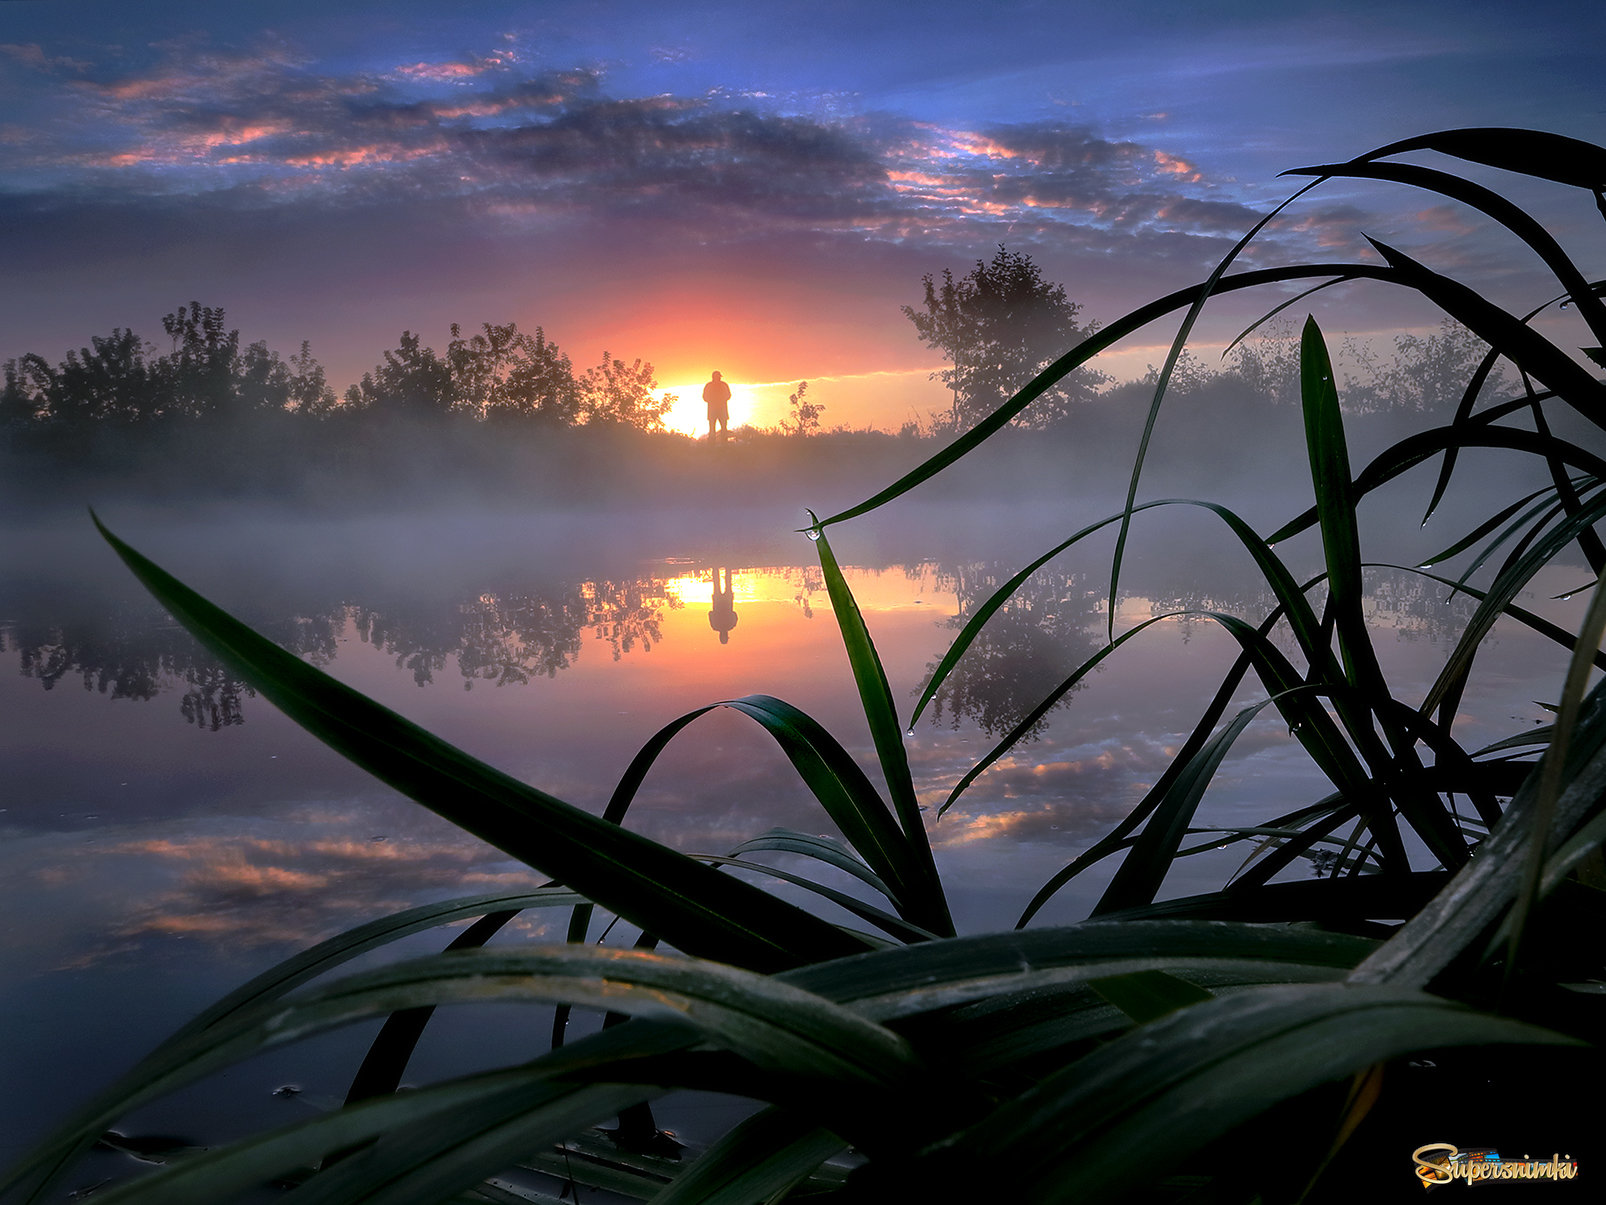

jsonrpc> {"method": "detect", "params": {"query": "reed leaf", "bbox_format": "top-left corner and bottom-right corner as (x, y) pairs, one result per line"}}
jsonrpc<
(90, 513), (865, 975)
(808, 517), (952, 936)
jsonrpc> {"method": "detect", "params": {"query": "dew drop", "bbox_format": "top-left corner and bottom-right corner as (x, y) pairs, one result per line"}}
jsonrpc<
(805, 529), (821, 542)
(905, 727), (916, 738)
(1561, 298), (1573, 309)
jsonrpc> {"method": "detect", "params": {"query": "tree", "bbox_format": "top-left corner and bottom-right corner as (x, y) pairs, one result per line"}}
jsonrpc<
(350, 332), (454, 417)
(157, 303), (240, 420)
(448, 322), (580, 425)
(781, 380), (824, 437)
(579, 353), (675, 431)
(903, 245), (1108, 430)
(1340, 318), (1512, 414)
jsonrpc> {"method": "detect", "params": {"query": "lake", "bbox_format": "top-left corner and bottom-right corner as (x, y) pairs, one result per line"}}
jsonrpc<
(0, 496), (1587, 1188)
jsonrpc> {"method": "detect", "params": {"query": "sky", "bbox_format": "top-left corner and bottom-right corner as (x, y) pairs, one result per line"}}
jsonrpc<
(2, 0), (1602, 434)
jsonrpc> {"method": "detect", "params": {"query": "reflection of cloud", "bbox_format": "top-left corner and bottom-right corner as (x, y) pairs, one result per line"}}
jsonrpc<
(57, 831), (549, 962)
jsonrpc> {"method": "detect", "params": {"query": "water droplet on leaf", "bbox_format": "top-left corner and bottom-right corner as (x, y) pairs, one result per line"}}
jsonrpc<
(805, 529), (821, 542)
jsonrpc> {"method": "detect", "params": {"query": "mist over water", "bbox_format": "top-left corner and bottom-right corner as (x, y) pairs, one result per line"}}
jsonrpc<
(0, 426), (1588, 1168)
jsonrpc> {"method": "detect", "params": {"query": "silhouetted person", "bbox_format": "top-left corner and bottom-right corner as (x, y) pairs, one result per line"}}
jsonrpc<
(709, 566), (738, 644)
(703, 371), (731, 443)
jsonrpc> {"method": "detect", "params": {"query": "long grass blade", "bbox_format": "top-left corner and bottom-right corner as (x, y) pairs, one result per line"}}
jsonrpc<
(808, 518), (953, 936)
(1285, 158), (1606, 342)
(90, 514), (865, 975)
(1364, 239), (1606, 427)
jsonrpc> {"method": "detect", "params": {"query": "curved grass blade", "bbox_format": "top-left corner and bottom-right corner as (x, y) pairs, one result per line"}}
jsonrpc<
(941, 613), (1177, 815)
(90, 513), (865, 976)
(810, 263), (1393, 530)
(1351, 678), (1606, 989)
(1265, 420), (1606, 548)
(808, 517), (952, 936)
(1107, 179), (1325, 640)
(1502, 573), (1606, 992)
(693, 855), (938, 944)
(1096, 692), (1309, 915)
(1354, 126), (1606, 191)
(1284, 158), (1606, 341)
(164, 889), (585, 1045)
(1364, 238), (1606, 426)
(605, 695), (934, 927)
(71, 1075), (650, 1205)
(861, 985), (1579, 1203)
(646, 1108), (846, 1205)
(1422, 491), (1606, 722)
(727, 828), (894, 900)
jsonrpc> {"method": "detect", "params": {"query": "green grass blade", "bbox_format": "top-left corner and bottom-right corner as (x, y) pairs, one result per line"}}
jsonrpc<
(1087, 970), (1214, 1023)
(90, 514), (865, 975)
(75, 1076), (650, 1205)
(940, 613), (1177, 816)
(606, 695), (934, 925)
(727, 828), (894, 900)
(647, 1109), (846, 1205)
(1502, 573), (1606, 990)
(1096, 693), (1293, 915)
(808, 518), (952, 936)
(1300, 317), (1382, 697)
(1351, 678), (1606, 989)
(852, 985), (1578, 1202)
(166, 889), (585, 1045)
(693, 855), (938, 944)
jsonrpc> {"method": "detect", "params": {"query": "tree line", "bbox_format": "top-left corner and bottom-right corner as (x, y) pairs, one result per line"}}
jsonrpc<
(0, 305), (676, 437)
(1, 255), (1510, 477)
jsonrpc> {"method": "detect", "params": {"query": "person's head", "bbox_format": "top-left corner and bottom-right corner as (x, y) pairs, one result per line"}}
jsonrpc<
(711, 371), (722, 380)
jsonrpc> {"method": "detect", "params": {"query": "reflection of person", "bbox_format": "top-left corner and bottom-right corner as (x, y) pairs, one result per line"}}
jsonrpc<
(709, 566), (738, 644)
(702, 371), (732, 443)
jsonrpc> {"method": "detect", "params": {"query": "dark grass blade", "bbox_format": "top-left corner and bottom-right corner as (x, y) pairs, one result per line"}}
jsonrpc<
(941, 613), (1178, 815)
(1351, 678), (1606, 989)
(62, 1076), (651, 1205)
(1265, 420), (1606, 547)
(1422, 492), (1606, 722)
(1503, 574), (1606, 991)
(727, 828), (896, 900)
(843, 985), (1579, 1202)
(1353, 126), (1606, 191)
(1300, 317), (1385, 699)
(1087, 970), (1214, 1023)
(162, 890), (584, 1045)
(1096, 692), (1307, 915)
(1284, 158), (1606, 342)
(808, 518), (953, 936)
(1365, 238), (1606, 427)
(692, 855), (939, 944)
(647, 1108), (845, 1205)
(1106, 179), (1325, 640)
(90, 514), (865, 975)
(603, 695), (934, 926)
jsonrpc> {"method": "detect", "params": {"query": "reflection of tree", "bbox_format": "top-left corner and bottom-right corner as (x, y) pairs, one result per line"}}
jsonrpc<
(920, 561), (1100, 740)
(5, 574), (680, 723)
(351, 577), (680, 689)
(6, 613), (259, 731)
